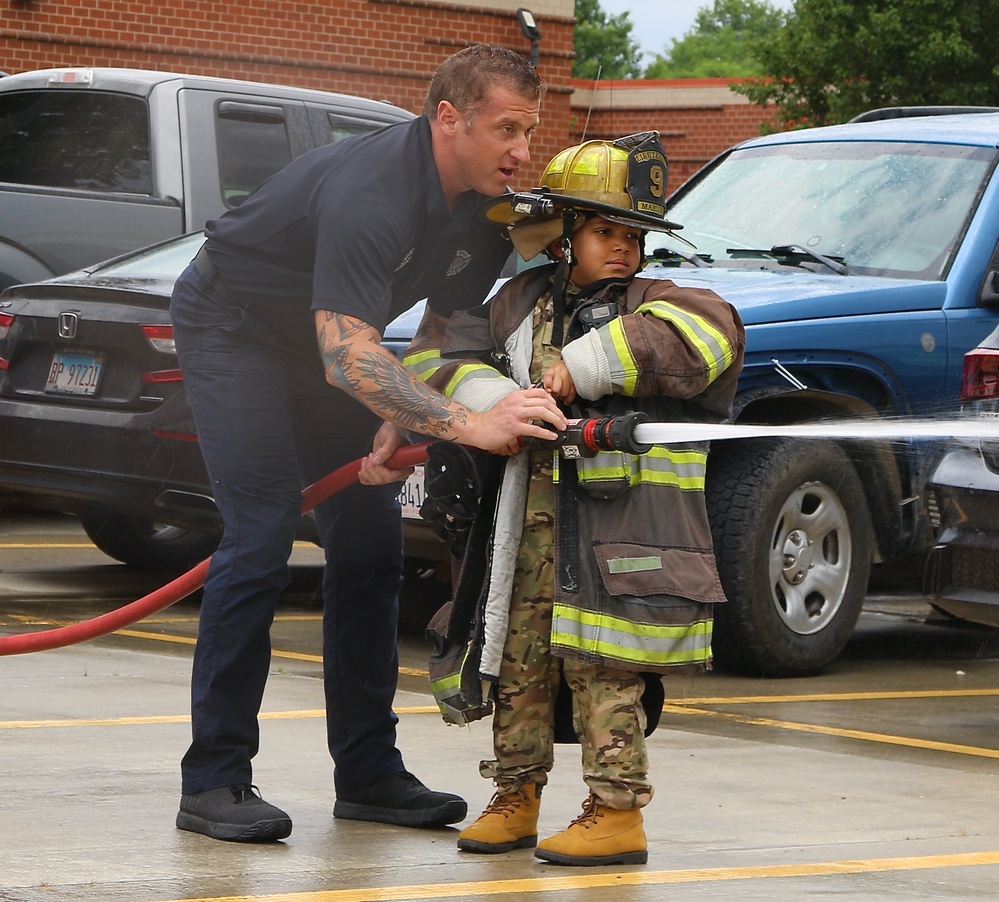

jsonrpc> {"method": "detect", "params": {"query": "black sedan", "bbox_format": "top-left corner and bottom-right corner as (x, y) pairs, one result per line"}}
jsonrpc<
(924, 323), (999, 627)
(0, 232), (431, 569)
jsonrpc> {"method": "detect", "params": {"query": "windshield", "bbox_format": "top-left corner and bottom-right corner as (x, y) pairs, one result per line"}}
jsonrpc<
(99, 233), (205, 279)
(666, 140), (995, 279)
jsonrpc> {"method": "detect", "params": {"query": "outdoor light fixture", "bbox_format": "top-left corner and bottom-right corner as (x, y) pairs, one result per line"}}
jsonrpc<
(517, 8), (541, 68)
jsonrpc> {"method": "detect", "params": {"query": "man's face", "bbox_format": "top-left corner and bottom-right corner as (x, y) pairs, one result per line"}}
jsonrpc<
(569, 217), (643, 288)
(450, 84), (540, 198)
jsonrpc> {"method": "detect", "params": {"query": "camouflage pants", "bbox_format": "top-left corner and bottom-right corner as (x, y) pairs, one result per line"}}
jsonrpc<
(480, 516), (654, 810)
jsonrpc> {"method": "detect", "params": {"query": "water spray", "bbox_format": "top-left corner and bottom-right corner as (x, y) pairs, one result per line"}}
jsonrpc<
(4, 412), (998, 656)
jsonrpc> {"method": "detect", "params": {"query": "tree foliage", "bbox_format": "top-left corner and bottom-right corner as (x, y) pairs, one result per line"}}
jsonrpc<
(645, 0), (786, 79)
(736, 0), (999, 127)
(572, 0), (644, 80)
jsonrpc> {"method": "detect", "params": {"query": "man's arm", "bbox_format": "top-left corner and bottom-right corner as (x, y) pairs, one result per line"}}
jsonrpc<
(315, 311), (566, 454)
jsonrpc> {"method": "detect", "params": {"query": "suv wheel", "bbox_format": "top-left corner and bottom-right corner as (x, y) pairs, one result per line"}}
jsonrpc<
(706, 438), (872, 676)
(78, 510), (220, 570)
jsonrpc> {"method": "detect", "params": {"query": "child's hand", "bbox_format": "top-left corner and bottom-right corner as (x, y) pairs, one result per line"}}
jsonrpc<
(543, 361), (576, 404)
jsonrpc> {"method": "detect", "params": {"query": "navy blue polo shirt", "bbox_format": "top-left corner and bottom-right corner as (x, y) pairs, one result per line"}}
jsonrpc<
(204, 116), (512, 335)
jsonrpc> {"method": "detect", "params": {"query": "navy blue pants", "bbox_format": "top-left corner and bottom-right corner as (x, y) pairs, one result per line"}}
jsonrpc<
(170, 261), (405, 796)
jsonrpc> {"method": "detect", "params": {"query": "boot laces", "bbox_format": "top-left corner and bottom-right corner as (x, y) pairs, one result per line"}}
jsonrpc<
(483, 785), (530, 818)
(569, 794), (604, 830)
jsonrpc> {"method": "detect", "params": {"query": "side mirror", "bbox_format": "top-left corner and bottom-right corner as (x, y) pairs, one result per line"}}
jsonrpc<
(980, 270), (999, 306)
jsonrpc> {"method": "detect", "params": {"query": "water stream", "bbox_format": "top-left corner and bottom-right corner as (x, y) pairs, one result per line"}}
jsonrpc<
(634, 417), (999, 445)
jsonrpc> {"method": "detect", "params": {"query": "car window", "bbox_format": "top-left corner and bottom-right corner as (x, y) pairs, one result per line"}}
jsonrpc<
(321, 114), (383, 144)
(98, 233), (206, 279)
(0, 90), (152, 194)
(215, 103), (293, 208)
(667, 141), (995, 280)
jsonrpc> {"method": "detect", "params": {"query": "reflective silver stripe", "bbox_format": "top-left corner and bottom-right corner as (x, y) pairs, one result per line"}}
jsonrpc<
(608, 556), (662, 574)
(597, 318), (639, 394)
(444, 363), (510, 397)
(635, 300), (735, 380)
(401, 347), (445, 382)
(577, 446), (708, 490)
(551, 602), (712, 667)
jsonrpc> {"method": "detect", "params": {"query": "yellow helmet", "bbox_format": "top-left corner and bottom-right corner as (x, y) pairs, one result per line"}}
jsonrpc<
(483, 132), (684, 259)
(538, 136), (665, 219)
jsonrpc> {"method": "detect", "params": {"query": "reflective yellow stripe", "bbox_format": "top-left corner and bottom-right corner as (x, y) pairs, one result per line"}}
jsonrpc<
(402, 347), (444, 382)
(429, 672), (461, 694)
(552, 603), (712, 666)
(578, 447), (707, 490)
(636, 300), (734, 381)
(444, 363), (507, 397)
(604, 317), (640, 394)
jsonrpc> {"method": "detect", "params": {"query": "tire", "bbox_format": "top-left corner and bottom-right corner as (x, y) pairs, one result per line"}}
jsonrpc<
(78, 510), (221, 570)
(706, 438), (873, 677)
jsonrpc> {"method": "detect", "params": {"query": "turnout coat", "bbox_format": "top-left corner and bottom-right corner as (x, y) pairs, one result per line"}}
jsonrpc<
(405, 265), (745, 714)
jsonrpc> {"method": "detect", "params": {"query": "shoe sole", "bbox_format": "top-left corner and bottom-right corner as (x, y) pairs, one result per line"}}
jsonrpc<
(534, 847), (648, 866)
(333, 797), (467, 828)
(176, 811), (292, 843)
(457, 834), (537, 853)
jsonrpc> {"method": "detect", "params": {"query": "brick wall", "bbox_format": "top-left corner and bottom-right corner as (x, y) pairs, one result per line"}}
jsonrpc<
(570, 78), (779, 188)
(1, 1), (773, 188)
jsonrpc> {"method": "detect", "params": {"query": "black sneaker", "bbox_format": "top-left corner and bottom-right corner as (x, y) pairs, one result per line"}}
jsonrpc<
(333, 771), (467, 828)
(176, 784), (292, 842)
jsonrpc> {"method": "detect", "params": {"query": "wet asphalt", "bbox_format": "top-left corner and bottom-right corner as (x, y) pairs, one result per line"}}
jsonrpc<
(3, 505), (999, 901)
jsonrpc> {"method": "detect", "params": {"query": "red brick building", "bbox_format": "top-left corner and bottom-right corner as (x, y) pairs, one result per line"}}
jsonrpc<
(570, 77), (778, 188)
(0, 0), (772, 188)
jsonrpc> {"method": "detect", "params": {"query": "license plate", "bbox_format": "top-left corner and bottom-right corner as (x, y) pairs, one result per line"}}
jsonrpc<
(398, 465), (425, 519)
(44, 350), (105, 396)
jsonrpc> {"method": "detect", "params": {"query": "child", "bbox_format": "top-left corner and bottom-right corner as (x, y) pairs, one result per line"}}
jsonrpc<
(406, 132), (745, 866)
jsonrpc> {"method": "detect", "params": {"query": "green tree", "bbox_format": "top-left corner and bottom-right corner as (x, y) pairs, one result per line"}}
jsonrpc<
(736, 0), (999, 128)
(573, 0), (644, 80)
(645, 0), (786, 78)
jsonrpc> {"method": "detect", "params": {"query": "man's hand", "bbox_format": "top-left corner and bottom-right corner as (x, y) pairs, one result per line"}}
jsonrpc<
(315, 310), (566, 453)
(464, 387), (567, 454)
(358, 421), (414, 485)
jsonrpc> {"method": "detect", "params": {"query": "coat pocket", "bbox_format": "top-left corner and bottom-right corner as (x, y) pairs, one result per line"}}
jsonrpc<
(593, 541), (726, 604)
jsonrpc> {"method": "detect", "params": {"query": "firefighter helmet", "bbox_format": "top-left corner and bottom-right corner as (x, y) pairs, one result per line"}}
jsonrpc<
(483, 131), (685, 259)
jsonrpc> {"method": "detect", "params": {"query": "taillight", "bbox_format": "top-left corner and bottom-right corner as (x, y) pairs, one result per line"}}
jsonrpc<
(141, 369), (183, 384)
(960, 348), (999, 401)
(0, 312), (12, 368)
(150, 429), (199, 442)
(142, 324), (176, 354)
(47, 69), (94, 85)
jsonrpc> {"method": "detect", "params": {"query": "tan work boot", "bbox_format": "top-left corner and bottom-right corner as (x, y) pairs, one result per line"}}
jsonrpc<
(534, 794), (647, 866)
(456, 783), (541, 853)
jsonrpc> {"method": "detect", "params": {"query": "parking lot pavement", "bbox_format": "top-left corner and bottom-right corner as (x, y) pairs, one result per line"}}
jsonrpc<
(4, 510), (999, 900)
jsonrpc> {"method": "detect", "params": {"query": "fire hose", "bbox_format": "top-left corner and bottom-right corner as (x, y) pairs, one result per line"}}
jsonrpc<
(0, 443), (431, 656)
(5, 411), (999, 657)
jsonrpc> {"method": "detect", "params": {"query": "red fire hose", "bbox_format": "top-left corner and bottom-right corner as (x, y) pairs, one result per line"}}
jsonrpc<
(0, 442), (431, 656)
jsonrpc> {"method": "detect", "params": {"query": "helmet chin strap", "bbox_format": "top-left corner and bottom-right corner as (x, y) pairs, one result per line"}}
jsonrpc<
(551, 210), (578, 347)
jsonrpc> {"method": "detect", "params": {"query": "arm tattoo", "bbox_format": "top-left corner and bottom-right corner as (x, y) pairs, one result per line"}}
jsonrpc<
(316, 310), (468, 438)
(355, 349), (466, 437)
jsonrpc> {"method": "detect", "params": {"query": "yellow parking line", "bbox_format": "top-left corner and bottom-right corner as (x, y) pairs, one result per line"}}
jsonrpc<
(0, 542), (95, 548)
(3, 616), (425, 676)
(0, 706), (438, 730)
(668, 704), (999, 758)
(676, 689), (999, 703)
(163, 850), (999, 901)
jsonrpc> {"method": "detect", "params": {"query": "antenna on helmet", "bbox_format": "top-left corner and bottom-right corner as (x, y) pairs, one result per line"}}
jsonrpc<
(581, 65), (602, 142)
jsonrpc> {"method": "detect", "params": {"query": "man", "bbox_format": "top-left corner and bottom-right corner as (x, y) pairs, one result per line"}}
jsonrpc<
(169, 44), (566, 843)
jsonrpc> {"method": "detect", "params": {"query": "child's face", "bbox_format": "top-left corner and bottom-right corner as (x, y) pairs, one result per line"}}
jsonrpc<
(568, 216), (644, 288)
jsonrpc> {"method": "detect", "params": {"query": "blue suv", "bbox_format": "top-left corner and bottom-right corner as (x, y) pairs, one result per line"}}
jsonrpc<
(647, 107), (999, 676)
